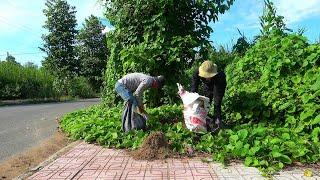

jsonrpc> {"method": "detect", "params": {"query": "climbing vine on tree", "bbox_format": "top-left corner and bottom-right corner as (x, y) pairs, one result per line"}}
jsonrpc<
(102, 0), (234, 107)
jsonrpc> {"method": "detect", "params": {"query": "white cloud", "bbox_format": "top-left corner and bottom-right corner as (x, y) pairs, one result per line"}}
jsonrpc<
(273, 0), (320, 24)
(101, 26), (114, 34)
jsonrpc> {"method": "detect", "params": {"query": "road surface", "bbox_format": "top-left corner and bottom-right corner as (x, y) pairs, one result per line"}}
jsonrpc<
(0, 98), (100, 162)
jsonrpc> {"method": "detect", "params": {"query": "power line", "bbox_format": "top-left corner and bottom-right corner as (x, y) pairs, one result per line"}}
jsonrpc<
(0, 52), (45, 57)
(2, 0), (39, 31)
(0, 16), (40, 38)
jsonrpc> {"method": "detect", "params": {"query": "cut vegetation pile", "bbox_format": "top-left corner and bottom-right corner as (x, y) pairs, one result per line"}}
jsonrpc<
(130, 131), (171, 160)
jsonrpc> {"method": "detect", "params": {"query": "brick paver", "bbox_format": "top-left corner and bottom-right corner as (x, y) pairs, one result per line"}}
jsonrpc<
(27, 142), (320, 180)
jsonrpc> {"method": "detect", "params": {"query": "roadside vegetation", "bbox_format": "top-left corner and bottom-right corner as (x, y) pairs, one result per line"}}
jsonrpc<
(59, 0), (320, 176)
(0, 61), (96, 101)
(1, 0), (318, 176)
(1, 1), (108, 102)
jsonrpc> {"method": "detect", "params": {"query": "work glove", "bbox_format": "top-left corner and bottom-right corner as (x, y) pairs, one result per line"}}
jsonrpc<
(215, 118), (222, 128)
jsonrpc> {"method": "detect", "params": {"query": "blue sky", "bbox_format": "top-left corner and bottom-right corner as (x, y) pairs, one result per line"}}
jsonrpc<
(0, 0), (319, 66)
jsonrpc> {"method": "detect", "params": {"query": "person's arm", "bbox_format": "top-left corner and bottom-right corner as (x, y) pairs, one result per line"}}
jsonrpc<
(191, 69), (200, 92)
(213, 72), (227, 124)
(133, 78), (152, 107)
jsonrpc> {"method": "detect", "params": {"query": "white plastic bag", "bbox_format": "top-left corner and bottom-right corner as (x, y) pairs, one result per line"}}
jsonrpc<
(177, 83), (210, 133)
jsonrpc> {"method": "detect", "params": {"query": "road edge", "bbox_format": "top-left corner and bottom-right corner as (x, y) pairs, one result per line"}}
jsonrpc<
(14, 140), (82, 180)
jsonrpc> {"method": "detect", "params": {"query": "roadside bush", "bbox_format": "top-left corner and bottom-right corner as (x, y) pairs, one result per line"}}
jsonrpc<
(0, 61), (59, 100)
(69, 76), (96, 98)
(221, 32), (320, 173)
(224, 33), (320, 127)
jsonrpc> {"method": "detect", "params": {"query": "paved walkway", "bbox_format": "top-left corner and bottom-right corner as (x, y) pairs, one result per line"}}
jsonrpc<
(27, 142), (320, 180)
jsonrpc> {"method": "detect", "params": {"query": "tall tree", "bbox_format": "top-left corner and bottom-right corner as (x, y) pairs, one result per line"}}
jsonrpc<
(77, 15), (109, 90)
(102, 0), (234, 106)
(40, 0), (78, 78)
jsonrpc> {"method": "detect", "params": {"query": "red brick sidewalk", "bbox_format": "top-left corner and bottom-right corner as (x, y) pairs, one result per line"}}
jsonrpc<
(26, 142), (320, 180)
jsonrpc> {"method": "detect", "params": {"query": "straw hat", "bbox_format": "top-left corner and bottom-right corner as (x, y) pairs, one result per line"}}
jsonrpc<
(199, 60), (218, 78)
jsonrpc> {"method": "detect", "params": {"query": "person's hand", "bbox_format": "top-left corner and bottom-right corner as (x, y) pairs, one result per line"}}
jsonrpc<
(138, 106), (149, 120)
(143, 113), (149, 120)
(215, 118), (221, 128)
(138, 106), (145, 114)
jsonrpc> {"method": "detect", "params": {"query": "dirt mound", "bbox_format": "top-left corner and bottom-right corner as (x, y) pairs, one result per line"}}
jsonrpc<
(130, 131), (170, 160)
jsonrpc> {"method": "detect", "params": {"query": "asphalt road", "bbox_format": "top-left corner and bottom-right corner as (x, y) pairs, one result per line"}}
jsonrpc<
(0, 98), (100, 163)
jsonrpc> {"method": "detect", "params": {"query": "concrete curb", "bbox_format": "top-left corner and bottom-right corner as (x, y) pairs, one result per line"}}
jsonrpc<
(15, 140), (82, 180)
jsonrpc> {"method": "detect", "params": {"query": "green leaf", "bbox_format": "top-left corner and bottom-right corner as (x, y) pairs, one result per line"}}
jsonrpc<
(311, 127), (320, 143)
(302, 60), (308, 67)
(311, 115), (320, 125)
(244, 156), (253, 166)
(272, 151), (282, 158)
(281, 133), (290, 140)
(311, 79), (320, 91)
(237, 129), (248, 140)
(271, 138), (281, 144)
(279, 155), (292, 164)
(235, 113), (242, 120)
(229, 135), (239, 143)
(286, 116), (296, 124)
(278, 162), (284, 169)
(248, 146), (260, 156)
(176, 122), (182, 131)
(300, 109), (315, 120)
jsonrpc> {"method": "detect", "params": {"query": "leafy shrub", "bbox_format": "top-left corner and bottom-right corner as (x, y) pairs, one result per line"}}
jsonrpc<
(0, 61), (59, 100)
(69, 76), (96, 98)
(224, 33), (320, 127)
(221, 32), (320, 173)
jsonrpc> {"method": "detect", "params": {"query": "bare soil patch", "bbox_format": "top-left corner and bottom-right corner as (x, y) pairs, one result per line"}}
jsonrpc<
(0, 131), (72, 180)
(130, 131), (171, 160)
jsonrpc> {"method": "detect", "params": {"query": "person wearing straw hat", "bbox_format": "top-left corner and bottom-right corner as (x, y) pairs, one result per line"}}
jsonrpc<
(191, 60), (227, 131)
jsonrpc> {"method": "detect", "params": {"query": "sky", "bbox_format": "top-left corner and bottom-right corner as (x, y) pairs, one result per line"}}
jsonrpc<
(0, 0), (319, 66)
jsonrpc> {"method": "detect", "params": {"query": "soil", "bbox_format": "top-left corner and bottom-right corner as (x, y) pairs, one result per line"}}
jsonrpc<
(0, 131), (72, 180)
(130, 131), (171, 160)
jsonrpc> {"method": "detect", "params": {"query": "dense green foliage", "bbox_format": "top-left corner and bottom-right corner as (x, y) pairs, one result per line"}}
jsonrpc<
(0, 61), (96, 100)
(60, 102), (319, 175)
(60, 105), (191, 151)
(77, 15), (109, 90)
(222, 32), (320, 169)
(41, 0), (79, 78)
(0, 61), (58, 100)
(60, 0), (320, 176)
(224, 33), (320, 126)
(102, 0), (234, 106)
(209, 46), (236, 71)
